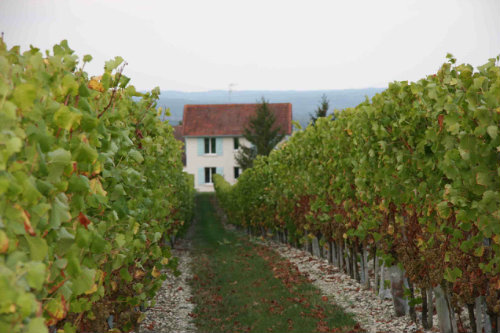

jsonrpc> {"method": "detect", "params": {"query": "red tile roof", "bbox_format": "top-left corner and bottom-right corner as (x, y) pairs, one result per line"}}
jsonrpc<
(182, 103), (292, 136)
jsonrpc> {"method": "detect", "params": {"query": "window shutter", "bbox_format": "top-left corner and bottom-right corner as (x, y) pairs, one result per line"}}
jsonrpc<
(198, 168), (204, 185)
(216, 167), (223, 176)
(216, 138), (223, 156)
(197, 138), (204, 156)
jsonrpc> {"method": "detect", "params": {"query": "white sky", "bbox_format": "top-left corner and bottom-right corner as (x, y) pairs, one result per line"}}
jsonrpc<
(1, 0), (499, 91)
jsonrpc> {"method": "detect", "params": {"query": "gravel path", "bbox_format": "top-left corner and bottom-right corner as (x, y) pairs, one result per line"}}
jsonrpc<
(254, 237), (437, 333)
(136, 237), (196, 333)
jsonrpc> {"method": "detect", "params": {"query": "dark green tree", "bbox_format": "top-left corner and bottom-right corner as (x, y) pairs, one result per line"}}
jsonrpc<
(236, 98), (285, 170)
(310, 94), (331, 124)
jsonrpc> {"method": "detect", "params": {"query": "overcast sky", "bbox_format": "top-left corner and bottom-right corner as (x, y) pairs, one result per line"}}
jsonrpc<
(1, 0), (499, 92)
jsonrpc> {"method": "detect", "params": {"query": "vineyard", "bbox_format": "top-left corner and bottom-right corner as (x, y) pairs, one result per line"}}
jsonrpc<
(0, 39), (194, 333)
(215, 56), (500, 333)
(1, 36), (499, 333)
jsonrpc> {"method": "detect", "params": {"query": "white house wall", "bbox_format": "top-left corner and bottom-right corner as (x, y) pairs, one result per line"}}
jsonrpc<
(185, 136), (249, 192)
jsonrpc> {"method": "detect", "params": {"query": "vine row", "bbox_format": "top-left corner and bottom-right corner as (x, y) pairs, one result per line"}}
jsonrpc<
(0, 39), (194, 333)
(215, 55), (500, 332)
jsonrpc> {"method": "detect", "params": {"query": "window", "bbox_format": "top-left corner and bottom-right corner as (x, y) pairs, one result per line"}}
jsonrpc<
(204, 167), (216, 183)
(233, 137), (240, 150)
(204, 137), (216, 154)
(234, 167), (240, 179)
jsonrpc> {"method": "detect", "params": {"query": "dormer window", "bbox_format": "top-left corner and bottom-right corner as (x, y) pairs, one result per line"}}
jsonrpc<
(204, 137), (216, 154)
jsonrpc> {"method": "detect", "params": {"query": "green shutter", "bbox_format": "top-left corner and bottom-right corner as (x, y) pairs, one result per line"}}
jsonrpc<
(197, 138), (204, 156)
(198, 168), (204, 185)
(216, 138), (223, 156)
(216, 167), (223, 176)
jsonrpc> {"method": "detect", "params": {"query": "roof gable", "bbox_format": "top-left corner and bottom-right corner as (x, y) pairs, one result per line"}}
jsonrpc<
(182, 103), (292, 136)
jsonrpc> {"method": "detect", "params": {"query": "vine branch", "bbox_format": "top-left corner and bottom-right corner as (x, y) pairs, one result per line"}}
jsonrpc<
(97, 62), (127, 119)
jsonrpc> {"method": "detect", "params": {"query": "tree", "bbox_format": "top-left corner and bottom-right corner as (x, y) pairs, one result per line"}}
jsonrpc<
(236, 98), (285, 170)
(310, 94), (331, 125)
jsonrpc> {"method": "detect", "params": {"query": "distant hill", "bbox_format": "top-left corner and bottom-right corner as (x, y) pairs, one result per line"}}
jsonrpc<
(156, 88), (385, 128)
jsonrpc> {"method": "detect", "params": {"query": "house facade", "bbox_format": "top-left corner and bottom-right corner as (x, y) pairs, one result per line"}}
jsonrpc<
(182, 103), (292, 192)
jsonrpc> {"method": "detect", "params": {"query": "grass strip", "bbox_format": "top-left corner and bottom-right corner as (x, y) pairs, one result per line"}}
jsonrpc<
(188, 194), (362, 333)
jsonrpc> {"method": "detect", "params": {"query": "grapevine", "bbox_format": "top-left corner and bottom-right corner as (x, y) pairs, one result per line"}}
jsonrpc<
(0, 39), (194, 333)
(215, 55), (500, 329)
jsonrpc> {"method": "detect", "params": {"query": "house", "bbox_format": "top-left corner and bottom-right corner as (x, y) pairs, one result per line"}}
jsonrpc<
(182, 103), (292, 192)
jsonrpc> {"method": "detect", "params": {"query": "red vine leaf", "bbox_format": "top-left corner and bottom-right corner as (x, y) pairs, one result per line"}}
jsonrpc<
(438, 114), (444, 133)
(78, 212), (91, 229)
